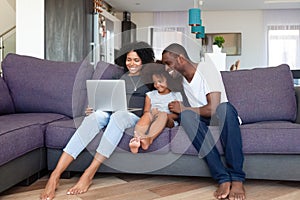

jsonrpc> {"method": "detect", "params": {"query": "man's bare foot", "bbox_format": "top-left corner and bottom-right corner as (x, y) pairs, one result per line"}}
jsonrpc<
(129, 137), (141, 153)
(40, 175), (59, 200)
(214, 182), (231, 199)
(67, 173), (93, 195)
(229, 181), (246, 200)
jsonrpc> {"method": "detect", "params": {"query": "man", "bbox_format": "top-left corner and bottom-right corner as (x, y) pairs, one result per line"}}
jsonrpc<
(162, 43), (246, 200)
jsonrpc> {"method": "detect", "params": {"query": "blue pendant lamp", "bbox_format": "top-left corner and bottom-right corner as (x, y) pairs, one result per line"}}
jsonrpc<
(189, 8), (201, 26)
(196, 26), (205, 39)
(189, 0), (205, 39)
(191, 22), (202, 33)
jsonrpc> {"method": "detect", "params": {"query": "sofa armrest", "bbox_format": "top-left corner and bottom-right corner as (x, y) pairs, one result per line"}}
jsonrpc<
(295, 86), (300, 124)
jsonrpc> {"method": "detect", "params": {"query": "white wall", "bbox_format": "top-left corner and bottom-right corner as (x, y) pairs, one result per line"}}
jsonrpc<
(203, 10), (265, 69)
(127, 10), (265, 69)
(131, 13), (154, 42)
(0, 0), (15, 35)
(16, 0), (44, 58)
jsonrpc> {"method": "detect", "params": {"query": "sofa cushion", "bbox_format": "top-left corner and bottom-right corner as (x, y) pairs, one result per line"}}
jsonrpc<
(0, 113), (67, 166)
(0, 77), (15, 115)
(170, 122), (300, 156)
(240, 121), (300, 154)
(46, 117), (106, 151)
(2, 53), (94, 118)
(72, 59), (96, 117)
(45, 118), (79, 148)
(170, 126), (223, 156)
(221, 64), (297, 124)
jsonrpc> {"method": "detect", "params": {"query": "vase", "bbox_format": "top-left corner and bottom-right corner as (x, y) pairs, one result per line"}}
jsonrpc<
(212, 45), (222, 53)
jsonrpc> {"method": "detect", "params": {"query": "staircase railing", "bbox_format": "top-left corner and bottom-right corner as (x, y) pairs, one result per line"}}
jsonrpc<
(0, 26), (16, 76)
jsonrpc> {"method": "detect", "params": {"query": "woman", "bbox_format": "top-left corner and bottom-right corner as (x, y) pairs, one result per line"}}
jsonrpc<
(40, 41), (155, 200)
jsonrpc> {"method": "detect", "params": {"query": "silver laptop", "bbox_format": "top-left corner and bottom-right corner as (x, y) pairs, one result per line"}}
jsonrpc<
(86, 80), (141, 112)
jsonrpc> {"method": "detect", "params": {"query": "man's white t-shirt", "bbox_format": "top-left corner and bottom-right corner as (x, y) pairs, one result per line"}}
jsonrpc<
(183, 57), (228, 108)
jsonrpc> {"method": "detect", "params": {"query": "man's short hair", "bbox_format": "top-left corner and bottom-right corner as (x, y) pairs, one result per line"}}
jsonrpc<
(162, 43), (191, 61)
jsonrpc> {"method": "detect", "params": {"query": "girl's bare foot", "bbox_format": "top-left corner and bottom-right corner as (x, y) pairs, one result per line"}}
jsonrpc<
(140, 137), (152, 150)
(214, 181), (231, 199)
(67, 172), (93, 195)
(229, 181), (246, 200)
(40, 175), (59, 200)
(129, 137), (141, 153)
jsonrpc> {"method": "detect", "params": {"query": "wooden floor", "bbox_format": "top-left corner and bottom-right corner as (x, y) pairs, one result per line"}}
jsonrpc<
(1, 173), (300, 200)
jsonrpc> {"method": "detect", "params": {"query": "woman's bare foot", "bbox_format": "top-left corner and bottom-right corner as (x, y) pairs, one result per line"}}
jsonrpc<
(67, 172), (93, 195)
(214, 181), (231, 199)
(40, 174), (59, 200)
(129, 137), (141, 153)
(229, 181), (246, 200)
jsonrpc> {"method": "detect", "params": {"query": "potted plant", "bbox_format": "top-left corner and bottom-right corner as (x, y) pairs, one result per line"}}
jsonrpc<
(212, 36), (225, 52)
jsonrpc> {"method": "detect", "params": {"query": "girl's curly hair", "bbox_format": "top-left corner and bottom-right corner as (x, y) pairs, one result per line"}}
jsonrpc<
(141, 62), (182, 92)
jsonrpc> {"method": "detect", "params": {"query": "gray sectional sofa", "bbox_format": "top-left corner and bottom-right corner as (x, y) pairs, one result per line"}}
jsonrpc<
(1, 53), (300, 193)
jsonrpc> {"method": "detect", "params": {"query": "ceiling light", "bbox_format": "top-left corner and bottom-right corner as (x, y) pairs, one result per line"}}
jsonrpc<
(264, 0), (300, 3)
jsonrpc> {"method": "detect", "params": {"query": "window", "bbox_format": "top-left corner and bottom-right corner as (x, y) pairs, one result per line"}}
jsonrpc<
(268, 25), (300, 69)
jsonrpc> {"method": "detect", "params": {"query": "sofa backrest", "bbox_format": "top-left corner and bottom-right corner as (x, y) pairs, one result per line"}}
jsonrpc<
(73, 61), (124, 119)
(0, 77), (15, 115)
(221, 64), (297, 124)
(2, 53), (94, 118)
(92, 60), (124, 80)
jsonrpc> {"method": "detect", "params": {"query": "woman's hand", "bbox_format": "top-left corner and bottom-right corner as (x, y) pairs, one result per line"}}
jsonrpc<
(85, 107), (94, 116)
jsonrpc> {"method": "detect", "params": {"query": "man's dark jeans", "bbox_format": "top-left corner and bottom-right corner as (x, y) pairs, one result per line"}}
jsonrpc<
(179, 102), (246, 184)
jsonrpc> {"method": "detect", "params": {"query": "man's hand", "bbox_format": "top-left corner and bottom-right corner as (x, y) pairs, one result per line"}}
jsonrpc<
(168, 101), (184, 114)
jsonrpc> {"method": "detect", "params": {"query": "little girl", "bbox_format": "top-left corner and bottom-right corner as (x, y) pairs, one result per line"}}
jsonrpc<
(129, 63), (183, 153)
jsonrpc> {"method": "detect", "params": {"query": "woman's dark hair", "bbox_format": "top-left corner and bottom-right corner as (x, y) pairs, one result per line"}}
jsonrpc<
(114, 41), (155, 72)
(141, 62), (182, 92)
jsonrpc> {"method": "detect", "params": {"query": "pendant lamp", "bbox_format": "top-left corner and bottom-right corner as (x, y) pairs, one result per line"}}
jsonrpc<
(189, 1), (205, 39)
(196, 26), (205, 39)
(189, 8), (201, 26)
(191, 24), (203, 33)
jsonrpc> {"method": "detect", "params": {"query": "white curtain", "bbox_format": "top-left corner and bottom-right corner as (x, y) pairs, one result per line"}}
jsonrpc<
(267, 25), (300, 69)
(152, 12), (201, 62)
(263, 10), (300, 69)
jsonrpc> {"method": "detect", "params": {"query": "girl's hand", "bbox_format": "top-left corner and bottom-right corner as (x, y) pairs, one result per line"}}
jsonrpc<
(85, 107), (94, 116)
